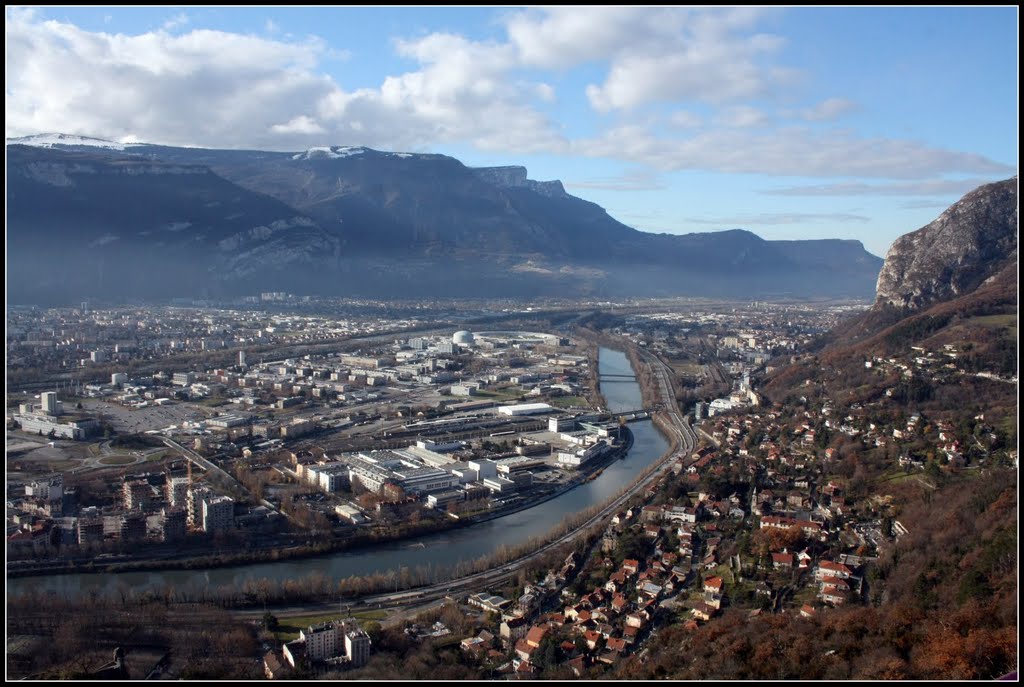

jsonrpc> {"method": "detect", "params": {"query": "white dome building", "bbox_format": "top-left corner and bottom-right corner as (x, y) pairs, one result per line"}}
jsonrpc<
(453, 330), (475, 345)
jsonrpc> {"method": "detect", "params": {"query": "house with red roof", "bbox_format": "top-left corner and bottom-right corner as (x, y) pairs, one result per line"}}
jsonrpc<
(703, 576), (724, 594)
(772, 552), (794, 569)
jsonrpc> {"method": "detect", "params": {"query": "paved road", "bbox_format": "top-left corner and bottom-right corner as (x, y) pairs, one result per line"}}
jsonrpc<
(162, 437), (281, 514)
(232, 340), (698, 621)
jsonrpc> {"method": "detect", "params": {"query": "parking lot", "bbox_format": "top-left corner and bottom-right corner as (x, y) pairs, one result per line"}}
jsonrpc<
(80, 398), (212, 434)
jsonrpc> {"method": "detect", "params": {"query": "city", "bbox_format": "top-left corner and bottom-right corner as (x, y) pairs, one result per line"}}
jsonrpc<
(5, 5), (1017, 682)
(7, 292), (1016, 678)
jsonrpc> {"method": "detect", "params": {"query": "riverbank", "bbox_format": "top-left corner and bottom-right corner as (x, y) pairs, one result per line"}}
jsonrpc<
(8, 426), (636, 580)
(7, 347), (672, 600)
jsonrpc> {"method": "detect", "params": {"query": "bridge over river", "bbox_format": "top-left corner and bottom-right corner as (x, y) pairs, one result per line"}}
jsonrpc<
(7, 348), (671, 599)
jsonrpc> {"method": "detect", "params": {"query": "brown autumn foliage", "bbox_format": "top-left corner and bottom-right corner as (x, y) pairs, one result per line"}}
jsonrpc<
(618, 468), (1017, 680)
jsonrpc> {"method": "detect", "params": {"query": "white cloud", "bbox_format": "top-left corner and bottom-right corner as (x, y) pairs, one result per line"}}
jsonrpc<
(270, 115), (326, 135)
(505, 7), (797, 111)
(571, 126), (1013, 178)
(718, 105), (770, 128)
(900, 199), (954, 209)
(161, 12), (189, 32)
(505, 6), (671, 69)
(764, 178), (1000, 196)
(565, 170), (666, 192)
(4, 9), (1012, 183)
(684, 212), (870, 226)
(535, 83), (556, 102)
(5, 13), (559, 152)
(798, 97), (857, 122)
(668, 110), (703, 128)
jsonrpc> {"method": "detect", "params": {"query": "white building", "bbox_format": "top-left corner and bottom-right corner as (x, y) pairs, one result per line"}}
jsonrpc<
(318, 464), (350, 493)
(557, 439), (609, 468)
(301, 622), (340, 662)
(40, 392), (59, 416)
(201, 495), (234, 532)
(172, 372), (195, 386)
(26, 475), (63, 502)
(166, 476), (190, 507)
(15, 414), (96, 440)
(187, 485), (213, 529)
(111, 373), (128, 387)
(482, 476), (517, 493)
(497, 403), (553, 416)
(468, 459), (498, 481)
(290, 620), (371, 667)
(344, 627), (371, 667)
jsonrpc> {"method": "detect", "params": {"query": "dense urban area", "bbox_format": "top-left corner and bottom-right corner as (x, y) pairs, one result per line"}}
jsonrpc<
(7, 295), (1017, 680)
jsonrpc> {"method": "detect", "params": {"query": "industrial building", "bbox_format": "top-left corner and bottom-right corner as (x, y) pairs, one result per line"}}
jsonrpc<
(497, 402), (554, 416)
(14, 415), (98, 440)
(557, 439), (611, 469)
(341, 449), (457, 495)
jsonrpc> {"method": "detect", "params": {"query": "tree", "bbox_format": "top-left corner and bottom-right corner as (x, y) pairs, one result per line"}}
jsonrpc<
(262, 612), (279, 631)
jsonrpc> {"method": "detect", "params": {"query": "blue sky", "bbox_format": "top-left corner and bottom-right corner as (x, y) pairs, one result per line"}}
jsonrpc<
(6, 6), (1017, 257)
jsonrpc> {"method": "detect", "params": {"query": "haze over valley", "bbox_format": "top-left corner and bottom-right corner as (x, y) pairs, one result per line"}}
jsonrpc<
(5, 6), (1017, 682)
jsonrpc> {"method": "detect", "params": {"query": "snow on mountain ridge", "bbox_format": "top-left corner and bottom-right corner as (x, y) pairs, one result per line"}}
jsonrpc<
(291, 146), (367, 160)
(6, 133), (148, 151)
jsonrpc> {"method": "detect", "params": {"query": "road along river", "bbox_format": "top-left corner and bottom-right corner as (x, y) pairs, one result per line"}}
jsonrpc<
(7, 348), (669, 599)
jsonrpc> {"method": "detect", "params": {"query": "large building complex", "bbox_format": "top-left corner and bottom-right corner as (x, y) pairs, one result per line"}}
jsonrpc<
(14, 415), (98, 440)
(283, 619), (371, 669)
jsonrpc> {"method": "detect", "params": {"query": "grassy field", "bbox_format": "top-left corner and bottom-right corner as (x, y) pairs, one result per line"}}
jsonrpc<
(24, 458), (82, 471)
(98, 455), (136, 466)
(966, 313), (1016, 327)
(195, 397), (232, 408)
(670, 362), (705, 378)
(549, 395), (590, 409)
(713, 564), (736, 585)
(473, 388), (523, 401)
(875, 466), (919, 484)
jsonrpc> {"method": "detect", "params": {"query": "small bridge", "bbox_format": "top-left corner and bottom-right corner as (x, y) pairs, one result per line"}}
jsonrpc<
(608, 409), (652, 422)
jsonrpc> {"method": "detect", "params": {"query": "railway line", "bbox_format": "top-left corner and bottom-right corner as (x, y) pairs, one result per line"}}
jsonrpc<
(236, 343), (698, 622)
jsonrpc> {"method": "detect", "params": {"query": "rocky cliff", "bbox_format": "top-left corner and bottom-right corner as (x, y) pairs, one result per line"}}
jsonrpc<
(875, 177), (1018, 309)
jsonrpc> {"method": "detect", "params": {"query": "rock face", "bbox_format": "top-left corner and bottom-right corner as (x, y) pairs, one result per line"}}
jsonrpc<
(875, 177), (1018, 309)
(473, 166), (567, 198)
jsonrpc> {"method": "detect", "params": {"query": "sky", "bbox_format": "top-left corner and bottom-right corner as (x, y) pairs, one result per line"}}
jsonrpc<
(5, 6), (1018, 257)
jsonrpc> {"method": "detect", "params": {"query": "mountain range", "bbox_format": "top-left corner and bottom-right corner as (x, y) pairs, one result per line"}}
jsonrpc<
(6, 134), (885, 305)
